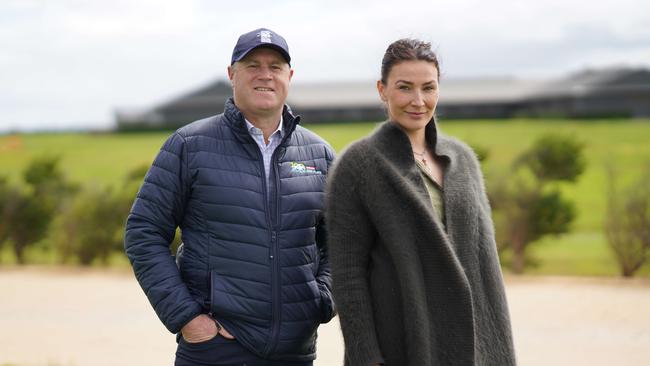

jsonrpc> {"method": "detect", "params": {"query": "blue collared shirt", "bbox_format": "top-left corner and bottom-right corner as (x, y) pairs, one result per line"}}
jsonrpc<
(245, 117), (284, 189)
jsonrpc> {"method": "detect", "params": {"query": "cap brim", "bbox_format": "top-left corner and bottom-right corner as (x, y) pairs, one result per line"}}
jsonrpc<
(232, 44), (291, 65)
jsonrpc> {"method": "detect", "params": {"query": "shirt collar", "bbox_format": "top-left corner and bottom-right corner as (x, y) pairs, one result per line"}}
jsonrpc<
(245, 116), (284, 138)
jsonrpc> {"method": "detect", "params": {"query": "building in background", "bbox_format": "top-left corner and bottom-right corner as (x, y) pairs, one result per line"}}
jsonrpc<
(115, 67), (650, 130)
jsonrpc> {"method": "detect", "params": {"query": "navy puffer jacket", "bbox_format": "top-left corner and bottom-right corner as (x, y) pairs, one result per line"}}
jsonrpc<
(124, 99), (336, 361)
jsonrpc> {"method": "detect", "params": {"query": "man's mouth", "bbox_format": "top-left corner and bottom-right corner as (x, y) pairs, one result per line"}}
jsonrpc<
(254, 87), (274, 92)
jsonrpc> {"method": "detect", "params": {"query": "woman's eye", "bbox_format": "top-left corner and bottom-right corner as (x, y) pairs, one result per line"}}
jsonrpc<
(398, 85), (410, 90)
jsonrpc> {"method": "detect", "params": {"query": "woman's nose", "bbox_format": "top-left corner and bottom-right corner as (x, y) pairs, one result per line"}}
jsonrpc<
(411, 91), (425, 106)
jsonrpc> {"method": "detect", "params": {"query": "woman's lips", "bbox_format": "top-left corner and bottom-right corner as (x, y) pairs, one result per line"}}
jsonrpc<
(407, 111), (427, 117)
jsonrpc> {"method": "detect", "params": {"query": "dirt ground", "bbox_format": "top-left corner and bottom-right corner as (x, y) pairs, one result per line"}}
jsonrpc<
(1, 267), (649, 366)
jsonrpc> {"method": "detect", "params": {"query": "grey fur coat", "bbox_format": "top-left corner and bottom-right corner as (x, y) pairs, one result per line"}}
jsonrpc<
(325, 120), (516, 366)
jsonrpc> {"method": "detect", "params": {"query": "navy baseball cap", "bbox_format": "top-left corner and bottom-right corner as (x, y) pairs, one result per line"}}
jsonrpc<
(231, 28), (291, 65)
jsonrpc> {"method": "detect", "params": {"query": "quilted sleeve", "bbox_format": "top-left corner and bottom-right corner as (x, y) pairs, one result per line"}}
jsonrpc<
(124, 132), (203, 334)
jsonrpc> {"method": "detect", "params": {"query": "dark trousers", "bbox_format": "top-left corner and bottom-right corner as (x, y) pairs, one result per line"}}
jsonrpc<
(174, 335), (314, 366)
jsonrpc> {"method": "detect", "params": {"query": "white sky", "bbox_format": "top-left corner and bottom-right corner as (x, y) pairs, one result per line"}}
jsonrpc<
(1, 0), (649, 132)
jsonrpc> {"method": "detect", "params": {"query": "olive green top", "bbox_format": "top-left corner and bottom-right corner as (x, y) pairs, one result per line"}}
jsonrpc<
(415, 159), (446, 230)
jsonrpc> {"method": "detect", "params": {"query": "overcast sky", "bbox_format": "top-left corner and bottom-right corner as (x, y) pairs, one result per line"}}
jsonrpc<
(1, 0), (649, 132)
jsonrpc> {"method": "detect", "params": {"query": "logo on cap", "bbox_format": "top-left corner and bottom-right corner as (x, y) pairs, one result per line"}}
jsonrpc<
(259, 30), (272, 43)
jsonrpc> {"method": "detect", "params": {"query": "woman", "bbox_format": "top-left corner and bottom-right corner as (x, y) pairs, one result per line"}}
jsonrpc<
(326, 39), (516, 365)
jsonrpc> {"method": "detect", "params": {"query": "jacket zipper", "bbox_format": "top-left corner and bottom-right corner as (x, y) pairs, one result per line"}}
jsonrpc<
(245, 117), (296, 356)
(262, 140), (288, 356)
(267, 148), (283, 355)
(255, 146), (275, 357)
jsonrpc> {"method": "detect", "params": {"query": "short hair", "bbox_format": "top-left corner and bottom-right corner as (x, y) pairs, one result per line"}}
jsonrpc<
(380, 39), (440, 84)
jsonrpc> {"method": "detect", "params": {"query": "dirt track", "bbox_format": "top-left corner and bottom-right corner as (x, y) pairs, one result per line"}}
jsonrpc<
(1, 268), (649, 365)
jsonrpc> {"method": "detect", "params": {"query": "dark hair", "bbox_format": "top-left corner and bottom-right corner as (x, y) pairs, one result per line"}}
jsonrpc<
(380, 39), (440, 84)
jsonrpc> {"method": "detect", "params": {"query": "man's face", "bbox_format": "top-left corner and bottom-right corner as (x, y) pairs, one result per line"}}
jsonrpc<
(228, 47), (293, 118)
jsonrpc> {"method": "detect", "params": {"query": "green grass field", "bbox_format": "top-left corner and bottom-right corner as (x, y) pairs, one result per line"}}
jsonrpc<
(2, 118), (650, 276)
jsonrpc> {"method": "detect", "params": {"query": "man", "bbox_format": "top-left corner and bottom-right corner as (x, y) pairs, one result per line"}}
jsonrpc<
(125, 28), (336, 366)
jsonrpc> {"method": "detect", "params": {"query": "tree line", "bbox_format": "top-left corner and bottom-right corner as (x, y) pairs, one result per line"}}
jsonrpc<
(1, 134), (649, 276)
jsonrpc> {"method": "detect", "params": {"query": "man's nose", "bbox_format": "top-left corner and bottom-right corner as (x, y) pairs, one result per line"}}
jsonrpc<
(257, 66), (273, 79)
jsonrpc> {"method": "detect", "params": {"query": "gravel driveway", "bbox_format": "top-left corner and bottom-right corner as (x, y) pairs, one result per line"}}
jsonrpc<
(1, 268), (648, 365)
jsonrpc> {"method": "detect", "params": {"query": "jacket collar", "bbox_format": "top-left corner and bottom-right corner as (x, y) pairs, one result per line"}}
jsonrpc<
(223, 97), (300, 141)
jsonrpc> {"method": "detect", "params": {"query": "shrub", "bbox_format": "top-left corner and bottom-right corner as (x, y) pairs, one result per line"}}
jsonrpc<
(0, 157), (75, 263)
(604, 163), (650, 277)
(489, 134), (584, 274)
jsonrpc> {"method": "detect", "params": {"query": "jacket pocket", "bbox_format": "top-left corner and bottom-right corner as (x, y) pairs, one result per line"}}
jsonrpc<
(209, 270), (272, 325)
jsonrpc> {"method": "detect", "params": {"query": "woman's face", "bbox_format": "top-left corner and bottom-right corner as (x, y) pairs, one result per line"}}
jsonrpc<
(377, 60), (439, 133)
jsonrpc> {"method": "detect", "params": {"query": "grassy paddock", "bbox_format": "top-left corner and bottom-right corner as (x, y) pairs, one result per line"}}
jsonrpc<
(1, 118), (650, 276)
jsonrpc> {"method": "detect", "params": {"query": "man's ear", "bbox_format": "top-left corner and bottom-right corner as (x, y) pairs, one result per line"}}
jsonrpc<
(227, 65), (235, 81)
(289, 68), (294, 81)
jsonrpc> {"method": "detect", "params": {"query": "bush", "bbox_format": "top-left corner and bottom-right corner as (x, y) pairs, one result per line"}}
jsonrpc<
(604, 163), (650, 277)
(516, 133), (585, 183)
(489, 134), (584, 274)
(51, 164), (150, 265)
(53, 186), (125, 265)
(0, 157), (75, 263)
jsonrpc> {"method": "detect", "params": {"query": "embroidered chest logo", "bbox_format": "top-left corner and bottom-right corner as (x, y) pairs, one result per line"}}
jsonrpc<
(290, 162), (323, 175)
